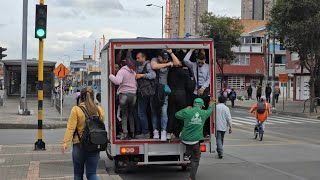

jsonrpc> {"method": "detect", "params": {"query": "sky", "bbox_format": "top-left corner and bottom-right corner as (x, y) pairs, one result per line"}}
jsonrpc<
(0, 0), (241, 65)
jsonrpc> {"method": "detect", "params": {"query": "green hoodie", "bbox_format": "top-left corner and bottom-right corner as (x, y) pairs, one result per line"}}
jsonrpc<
(175, 105), (213, 142)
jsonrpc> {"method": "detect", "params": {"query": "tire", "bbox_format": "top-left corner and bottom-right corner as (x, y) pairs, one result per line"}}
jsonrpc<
(114, 158), (120, 174)
(106, 140), (113, 160)
(181, 165), (187, 171)
(259, 129), (263, 141)
(254, 127), (258, 139)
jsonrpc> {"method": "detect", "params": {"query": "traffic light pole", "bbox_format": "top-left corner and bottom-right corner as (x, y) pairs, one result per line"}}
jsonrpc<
(35, 0), (46, 150)
(20, 0), (28, 114)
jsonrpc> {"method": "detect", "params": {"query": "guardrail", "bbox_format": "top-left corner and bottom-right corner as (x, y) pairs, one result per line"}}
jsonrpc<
(303, 97), (319, 113)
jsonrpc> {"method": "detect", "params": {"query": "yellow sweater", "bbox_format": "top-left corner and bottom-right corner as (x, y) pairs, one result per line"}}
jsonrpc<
(63, 103), (105, 148)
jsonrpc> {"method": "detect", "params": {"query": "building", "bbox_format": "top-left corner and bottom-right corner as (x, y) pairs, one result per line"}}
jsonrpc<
(241, 0), (276, 20)
(2, 59), (56, 97)
(166, 0), (208, 38)
(69, 55), (101, 88)
(218, 20), (268, 96)
(285, 52), (310, 101)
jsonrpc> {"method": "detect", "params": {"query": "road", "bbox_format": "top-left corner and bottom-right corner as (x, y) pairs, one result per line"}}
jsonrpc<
(1, 108), (320, 180)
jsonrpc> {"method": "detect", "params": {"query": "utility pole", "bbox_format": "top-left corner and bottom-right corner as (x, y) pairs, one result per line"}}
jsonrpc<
(271, 35), (276, 108)
(184, 0), (190, 37)
(178, 0), (185, 38)
(20, 0), (28, 114)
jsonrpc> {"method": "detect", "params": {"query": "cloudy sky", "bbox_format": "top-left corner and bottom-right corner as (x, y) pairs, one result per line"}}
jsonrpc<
(0, 0), (241, 64)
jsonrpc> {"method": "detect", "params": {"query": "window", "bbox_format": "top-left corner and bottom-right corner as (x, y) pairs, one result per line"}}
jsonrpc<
(232, 54), (250, 65)
(228, 76), (245, 89)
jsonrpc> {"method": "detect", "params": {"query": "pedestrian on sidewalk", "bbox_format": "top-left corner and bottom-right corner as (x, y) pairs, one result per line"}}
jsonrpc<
(265, 84), (272, 103)
(62, 86), (105, 180)
(230, 88), (237, 108)
(256, 84), (262, 102)
(76, 89), (81, 105)
(215, 96), (232, 159)
(175, 97), (214, 180)
(274, 86), (281, 103)
(70, 85), (73, 94)
(247, 85), (253, 100)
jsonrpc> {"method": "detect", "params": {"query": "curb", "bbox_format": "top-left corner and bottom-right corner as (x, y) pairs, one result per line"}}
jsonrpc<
(0, 123), (66, 129)
(233, 106), (320, 119)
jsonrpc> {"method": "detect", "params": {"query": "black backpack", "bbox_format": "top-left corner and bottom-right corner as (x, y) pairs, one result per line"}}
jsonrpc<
(74, 106), (108, 152)
(137, 63), (156, 97)
(256, 102), (266, 114)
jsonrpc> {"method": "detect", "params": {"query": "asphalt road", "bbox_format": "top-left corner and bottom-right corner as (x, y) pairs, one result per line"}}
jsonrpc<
(1, 108), (320, 180)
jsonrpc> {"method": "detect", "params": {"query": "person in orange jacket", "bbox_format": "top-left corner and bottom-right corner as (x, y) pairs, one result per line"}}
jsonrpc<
(249, 96), (270, 131)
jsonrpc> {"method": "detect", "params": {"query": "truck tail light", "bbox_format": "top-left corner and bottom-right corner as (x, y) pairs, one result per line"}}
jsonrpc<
(120, 146), (139, 155)
(200, 144), (206, 152)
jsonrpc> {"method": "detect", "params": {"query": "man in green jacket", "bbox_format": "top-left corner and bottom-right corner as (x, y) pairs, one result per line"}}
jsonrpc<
(175, 97), (214, 180)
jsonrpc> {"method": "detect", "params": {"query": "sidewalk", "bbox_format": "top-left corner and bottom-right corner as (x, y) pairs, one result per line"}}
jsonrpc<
(0, 144), (121, 180)
(0, 94), (75, 129)
(231, 98), (320, 119)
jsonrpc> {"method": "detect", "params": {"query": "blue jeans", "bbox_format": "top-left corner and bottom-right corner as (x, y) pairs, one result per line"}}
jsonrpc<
(137, 96), (158, 134)
(72, 144), (100, 180)
(216, 131), (226, 156)
(160, 96), (168, 130)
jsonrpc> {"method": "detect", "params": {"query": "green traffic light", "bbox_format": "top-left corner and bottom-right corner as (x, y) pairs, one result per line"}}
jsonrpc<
(36, 29), (45, 37)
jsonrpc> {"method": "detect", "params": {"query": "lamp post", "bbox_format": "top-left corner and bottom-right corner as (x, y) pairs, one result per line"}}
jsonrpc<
(146, 4), (164, 38)
(76, 49), (85, 86)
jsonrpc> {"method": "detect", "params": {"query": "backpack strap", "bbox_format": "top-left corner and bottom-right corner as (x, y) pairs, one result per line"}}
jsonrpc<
(142, 62), (149, 74)
(72, 106), (90, 141)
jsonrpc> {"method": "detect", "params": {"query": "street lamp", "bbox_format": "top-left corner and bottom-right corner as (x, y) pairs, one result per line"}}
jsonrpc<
(146, 4), (164, 38)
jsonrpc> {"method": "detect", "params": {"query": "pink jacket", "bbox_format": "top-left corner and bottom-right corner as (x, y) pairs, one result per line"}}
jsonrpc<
(109, 65), (137, 95)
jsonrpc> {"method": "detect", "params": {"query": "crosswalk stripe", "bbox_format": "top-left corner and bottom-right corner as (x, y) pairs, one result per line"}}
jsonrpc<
(276, 116), (320, 123)
(266, 117), (302, 124)
(232, 119), (254, 125)
(230, 121), (242, 125)
(232, 117), (275, 125)
(245, 117), (277, 125)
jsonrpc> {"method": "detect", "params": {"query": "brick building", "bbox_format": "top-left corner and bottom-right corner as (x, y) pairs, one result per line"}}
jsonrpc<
(217, 20), (268, 97)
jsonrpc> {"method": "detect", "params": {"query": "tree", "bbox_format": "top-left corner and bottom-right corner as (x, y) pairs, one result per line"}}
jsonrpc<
(267, 0), (320, 112)
(200, 13), (244, 92)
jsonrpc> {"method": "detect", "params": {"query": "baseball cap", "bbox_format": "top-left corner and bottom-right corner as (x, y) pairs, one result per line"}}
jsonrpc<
(261, 96), (266, 101)
(194, 98), (205, 107)
(159, 50), (169, 60)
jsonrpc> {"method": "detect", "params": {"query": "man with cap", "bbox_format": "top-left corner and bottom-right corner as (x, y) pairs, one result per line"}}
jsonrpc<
(249, 96), (270, 133)
(215, 96), (232, 159)
(151, 49), (180, 141)
(175, 97), (215, 180)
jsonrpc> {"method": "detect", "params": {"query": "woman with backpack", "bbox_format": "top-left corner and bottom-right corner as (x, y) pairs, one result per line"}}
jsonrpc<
(62, 86), (105, 180)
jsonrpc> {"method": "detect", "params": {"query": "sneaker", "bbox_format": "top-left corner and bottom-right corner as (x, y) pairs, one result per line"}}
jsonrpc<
(120, 133), (128, 140)
(184, 155), (191, 161)
(218, 155), (223, 159)
(167, 133), (172, 140)
(161, 130), (167, 141)
(153, 129), (159, 139)
(116, 132), (124, 139)
(136, 134), (149, 139)
(171, 133), (176, 139)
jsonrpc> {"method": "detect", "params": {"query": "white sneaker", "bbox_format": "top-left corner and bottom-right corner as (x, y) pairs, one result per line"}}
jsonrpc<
(161, 130), (167, 141)
(167, 133), (172, 140)
(153, 129), (159, 139)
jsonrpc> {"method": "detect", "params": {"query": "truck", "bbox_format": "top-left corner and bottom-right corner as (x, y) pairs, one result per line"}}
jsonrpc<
(100, 38), (216, 173)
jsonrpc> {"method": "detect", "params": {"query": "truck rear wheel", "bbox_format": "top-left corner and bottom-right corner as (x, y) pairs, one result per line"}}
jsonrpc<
(181, 165), (187, 171)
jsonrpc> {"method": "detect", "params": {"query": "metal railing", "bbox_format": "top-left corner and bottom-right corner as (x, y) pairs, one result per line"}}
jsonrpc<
(303, 97), (319, 113)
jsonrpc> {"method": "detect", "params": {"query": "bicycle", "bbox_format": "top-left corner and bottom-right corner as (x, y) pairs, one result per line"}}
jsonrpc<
(254, 121), (263, 141)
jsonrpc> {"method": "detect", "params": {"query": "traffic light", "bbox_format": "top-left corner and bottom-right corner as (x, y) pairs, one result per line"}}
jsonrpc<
(0, 47), (7, 60)
(35, 4), (47, 39)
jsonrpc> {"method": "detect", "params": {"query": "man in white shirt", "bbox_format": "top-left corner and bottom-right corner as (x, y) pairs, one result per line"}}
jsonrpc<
(215, 96), (232, 159)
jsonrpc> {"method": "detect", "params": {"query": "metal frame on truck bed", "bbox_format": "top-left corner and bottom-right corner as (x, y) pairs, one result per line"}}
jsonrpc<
(100, 38), (216, 172)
